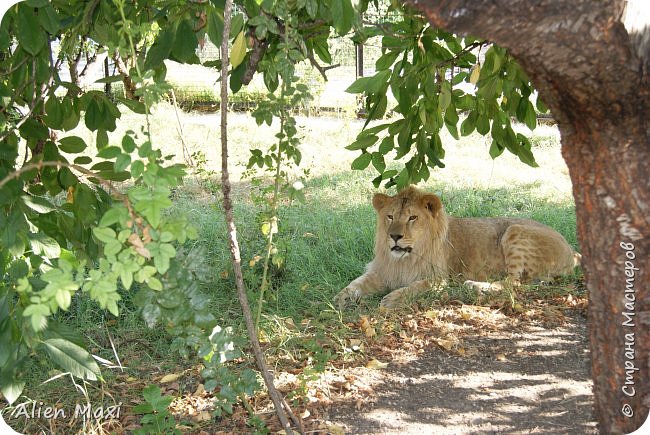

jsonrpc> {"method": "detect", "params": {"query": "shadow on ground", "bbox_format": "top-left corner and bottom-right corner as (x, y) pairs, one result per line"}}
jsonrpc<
(327, 314), (596, 434)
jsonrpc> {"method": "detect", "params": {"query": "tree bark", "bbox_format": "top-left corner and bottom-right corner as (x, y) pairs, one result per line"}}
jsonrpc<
(406, 0), (649, 432)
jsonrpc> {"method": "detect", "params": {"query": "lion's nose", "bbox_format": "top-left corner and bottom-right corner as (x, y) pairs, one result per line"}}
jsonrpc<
(390, 234), (403, 242)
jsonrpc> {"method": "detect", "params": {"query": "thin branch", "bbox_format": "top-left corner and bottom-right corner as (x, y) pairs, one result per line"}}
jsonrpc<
(170, 88), (194, 167)
(0, 40), (60, 144)
(307, 53), (340, 81)
(217, 2), (299, 434)
(0, 160), (123, 199)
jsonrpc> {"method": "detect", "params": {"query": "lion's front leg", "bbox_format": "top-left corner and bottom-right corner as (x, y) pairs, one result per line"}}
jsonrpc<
(334, 271), (385, 308)
(380, 280), (432, 309)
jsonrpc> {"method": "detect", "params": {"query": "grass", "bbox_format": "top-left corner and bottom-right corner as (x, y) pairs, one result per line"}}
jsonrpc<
(3, 104), (582, 433)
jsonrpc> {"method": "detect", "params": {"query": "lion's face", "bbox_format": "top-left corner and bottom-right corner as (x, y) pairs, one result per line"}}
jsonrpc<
(372, 187), (443, 260)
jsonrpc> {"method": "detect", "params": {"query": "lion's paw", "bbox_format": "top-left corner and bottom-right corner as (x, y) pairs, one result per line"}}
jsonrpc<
(334, 286), (361, 309)
(464, 280), (502, 294)
(380, 288), (407, 309)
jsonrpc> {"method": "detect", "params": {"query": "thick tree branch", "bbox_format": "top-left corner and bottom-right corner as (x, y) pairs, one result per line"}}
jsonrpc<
(406, 0), (644, 123)
(113, 54), (138, 100)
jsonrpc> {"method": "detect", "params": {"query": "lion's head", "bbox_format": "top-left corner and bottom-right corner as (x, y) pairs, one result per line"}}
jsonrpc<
(372, 186), (448, 262)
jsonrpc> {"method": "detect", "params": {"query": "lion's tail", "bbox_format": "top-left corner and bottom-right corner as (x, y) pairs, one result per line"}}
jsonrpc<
(573, 252), (582, 267)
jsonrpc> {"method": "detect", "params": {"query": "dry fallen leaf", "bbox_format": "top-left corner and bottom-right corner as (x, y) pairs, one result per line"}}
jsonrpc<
(159, 373), (182, 383)
(366, 358), (388, 369)
(435, 338), (455, 351)
(359, 316), (376, 338)
(424, 309), (439, 320)
(349, 338), (362, 347)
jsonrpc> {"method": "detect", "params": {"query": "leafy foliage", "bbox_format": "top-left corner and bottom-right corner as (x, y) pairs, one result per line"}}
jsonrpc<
(0, 0), (240, 407)
(133, 385), (181, 435)
(345, 4), (543, 188)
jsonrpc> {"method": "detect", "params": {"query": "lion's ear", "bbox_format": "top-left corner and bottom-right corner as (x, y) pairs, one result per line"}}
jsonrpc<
(420, 194), (442, 216)
(372, 193), (391, 211)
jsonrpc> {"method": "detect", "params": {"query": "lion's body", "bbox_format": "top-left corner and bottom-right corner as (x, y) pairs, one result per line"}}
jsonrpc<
(335, 186), (580, 308)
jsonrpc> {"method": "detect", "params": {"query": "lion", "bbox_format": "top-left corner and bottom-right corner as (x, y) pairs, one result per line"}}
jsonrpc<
(334, 186), (581, 309)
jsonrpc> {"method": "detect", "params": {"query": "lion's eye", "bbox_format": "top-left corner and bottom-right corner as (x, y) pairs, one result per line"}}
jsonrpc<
(387, 215), (393, 220)
(409, 216), (417, 221)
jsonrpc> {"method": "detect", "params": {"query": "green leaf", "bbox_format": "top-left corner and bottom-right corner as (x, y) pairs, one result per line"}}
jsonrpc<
(375, 51), (400, 70)
(97, 146), (121, 159)
(305, 0), (318, 19)
(115, 96), (147, 114)
(147, 277), (163, 291)
(345, 135), (378, 150)
(43, 96), (63, 129)
(351, 152), (372, 170)
(171, 20), (198, 63)
(42, 338), (101, 380)
(378, 136), (394, 155)
(206, 7), (224, 47)
(22, 195), (56, 213)
(98, 206), (127, 227)
(74, 156), (92, 165)
(476, 114), (490, 135)
(122, 135), (136, 153)
(439, 82), (452, 111)
(23, 303), (49, 331)
(0, 377), (26, 406)
(129, 186), (172, 228)
(489, 140), (505, 159)
(460, 111), (477, 136)
(16, 5), (46, 55)
(94, 75), (124, 84)
(131, 160), (145, 178)
(93, 227), (116, 243)
(524, 101), (537, 130)
(145, 28), (175, 69)
(312, 37), (331, 64)
(330, 0), (354, 35)
(230, 31), (247, 68)
(114, 154), (131, 172)
(149, 242), (176, 274)
(346, 70), (390, 94)
(59, 136), (87, 154)
(84, 97), (103, 131)
(38, 4), (61, 34)
(29, 233), (61, 258)
(371, 152), (385, 173)
(230, 14), (245, 38)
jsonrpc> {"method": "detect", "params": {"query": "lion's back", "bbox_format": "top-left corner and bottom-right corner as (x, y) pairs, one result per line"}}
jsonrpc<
(445, 217), (573, 281)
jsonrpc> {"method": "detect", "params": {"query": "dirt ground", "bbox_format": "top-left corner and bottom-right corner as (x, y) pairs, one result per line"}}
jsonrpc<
(323, 313), (596, 434)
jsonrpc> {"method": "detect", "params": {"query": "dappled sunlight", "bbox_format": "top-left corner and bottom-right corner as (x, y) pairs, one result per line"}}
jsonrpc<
(327, 312), (595, 433)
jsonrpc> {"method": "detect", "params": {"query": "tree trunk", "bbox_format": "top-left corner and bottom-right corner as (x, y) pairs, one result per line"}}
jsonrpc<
(407, 0), (649, 432)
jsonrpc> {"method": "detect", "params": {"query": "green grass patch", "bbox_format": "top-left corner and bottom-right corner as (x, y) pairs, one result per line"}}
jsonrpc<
(4, 112), (583, 434)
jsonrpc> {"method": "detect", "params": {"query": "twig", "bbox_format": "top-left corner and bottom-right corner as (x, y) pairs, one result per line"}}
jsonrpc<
(217, 2), (299, 434)
(0, 160), (123, 200)
(0, 39), (61, 144)
(169, 88), (194, 167)
(307, 53), (340, 81)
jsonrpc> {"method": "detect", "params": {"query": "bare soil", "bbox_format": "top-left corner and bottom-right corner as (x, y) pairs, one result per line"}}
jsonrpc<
(324, 313), (596, 434)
